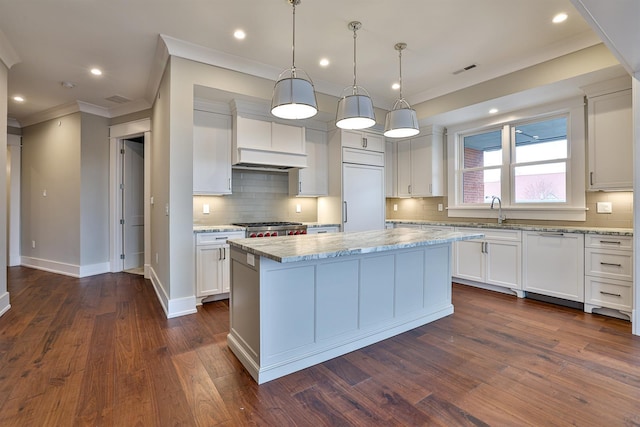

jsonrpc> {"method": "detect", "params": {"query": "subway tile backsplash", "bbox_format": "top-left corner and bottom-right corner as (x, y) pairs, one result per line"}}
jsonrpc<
(193, 169), (317, 225)
(386, 191), (634, 228)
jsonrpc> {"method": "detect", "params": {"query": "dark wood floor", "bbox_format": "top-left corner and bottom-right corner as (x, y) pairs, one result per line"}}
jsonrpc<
(1, 267), (639, 426)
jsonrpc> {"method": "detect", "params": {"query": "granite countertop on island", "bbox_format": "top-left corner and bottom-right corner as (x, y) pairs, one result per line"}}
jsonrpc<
(386, 219), (633, 236)
(227, 227), (483, 263)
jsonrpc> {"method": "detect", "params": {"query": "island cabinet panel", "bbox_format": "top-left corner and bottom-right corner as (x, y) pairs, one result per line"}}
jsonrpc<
(395, 249), (426, 315)
(316, 260), (360, 340)
(262, 265), (316, 359)
(360, 255), (396, 327)
(424, 245), (452, 309)
(229, 256), (261, 362)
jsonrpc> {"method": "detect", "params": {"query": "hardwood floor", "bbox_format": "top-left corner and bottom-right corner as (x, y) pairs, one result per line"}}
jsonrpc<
(1, 266), (639, 426)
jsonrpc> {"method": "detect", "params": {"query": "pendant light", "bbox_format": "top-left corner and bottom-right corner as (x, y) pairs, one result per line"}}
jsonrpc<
(271, 0), (318, 120)
(335, 21), (375, 130)
(384, 43), (419, 138)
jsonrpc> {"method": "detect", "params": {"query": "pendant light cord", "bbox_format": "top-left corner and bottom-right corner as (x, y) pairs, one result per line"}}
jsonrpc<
(291, 1), (297, 75)
(352, 27), (357, 92)
(398, 47), (403, 100)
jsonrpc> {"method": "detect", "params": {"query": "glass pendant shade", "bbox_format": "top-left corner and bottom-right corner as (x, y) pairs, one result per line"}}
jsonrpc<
(384, 42), (419, 138)
(335, 21), (375, 130)
(336, 87), (375, 130)
(271, 0), (318, 120)
(271, 69), (318, 120)
(384, 99), (419, 138)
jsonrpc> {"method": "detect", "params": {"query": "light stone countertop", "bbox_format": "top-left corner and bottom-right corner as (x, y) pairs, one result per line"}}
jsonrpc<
(228, 228), (484, 263)
(193, 225), (246, 233)
(386, 219), (634, 236)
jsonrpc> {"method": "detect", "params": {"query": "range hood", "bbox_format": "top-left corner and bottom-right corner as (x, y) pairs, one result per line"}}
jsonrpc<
(232, 110), (308, 170)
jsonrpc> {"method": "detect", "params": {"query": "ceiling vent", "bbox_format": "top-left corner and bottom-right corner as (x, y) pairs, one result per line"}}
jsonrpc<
(105, 95), (131, 104)
(452, 64), (477, 75)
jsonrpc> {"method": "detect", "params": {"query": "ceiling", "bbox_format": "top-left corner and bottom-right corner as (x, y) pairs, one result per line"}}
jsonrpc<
(0, 0), (614, 127)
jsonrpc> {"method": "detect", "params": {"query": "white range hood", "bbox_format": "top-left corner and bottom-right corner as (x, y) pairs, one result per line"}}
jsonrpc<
(232, 100), (307, 171)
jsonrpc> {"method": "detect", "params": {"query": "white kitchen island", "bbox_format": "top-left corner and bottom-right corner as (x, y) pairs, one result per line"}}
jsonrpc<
(226, 228), (483, 384)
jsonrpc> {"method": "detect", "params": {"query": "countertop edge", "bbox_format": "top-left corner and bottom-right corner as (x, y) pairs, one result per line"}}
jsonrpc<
(386, 220), (633, 236)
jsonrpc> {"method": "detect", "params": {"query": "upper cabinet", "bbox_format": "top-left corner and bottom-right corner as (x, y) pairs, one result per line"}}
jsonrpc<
(385, 141), (397, 198)
(193, 109), (232, 195)
(396, 126), (444, 197)
(289, 128), (328, 197)
(584, 77), (632, 191)
(341, 129), (385, 153)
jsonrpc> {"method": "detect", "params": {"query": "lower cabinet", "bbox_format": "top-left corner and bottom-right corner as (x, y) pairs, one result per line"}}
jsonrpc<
(584, 234), (633, 317)
(307, 226), (340, 234)
(522, 232), (584, 302)
(195, 231), (245, 301)
(453, 227), (522, 294)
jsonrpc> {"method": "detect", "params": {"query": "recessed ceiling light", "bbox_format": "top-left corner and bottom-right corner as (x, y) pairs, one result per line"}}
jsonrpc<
(13, 96), (24, 102)
(489, 108), (498, 114)
(234, 29), (246, 40)
(552, 13), (568, 24)
(391, 82), (400, 90)
(90, 68), (103, 76)
(319, 58), (329, 67)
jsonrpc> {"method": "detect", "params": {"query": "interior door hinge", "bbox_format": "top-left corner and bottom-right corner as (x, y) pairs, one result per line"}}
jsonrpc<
(120, 254), (125, 259)
(120, 183), (124, 190)
(120, 219), (125, 224)
(120, 148), (125, 154)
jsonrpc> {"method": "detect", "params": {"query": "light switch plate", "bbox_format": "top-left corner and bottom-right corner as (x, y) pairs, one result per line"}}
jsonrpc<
(596, 201), (612, 213)
(203, 204), (210, 214)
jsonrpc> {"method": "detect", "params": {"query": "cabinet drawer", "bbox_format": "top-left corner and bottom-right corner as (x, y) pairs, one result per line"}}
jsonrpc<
(456, 227), (521, 242)
(585, 234), (632, 250)
(585, 277), (632, 311)
(196, 231), (245, 245)
(585, 248), (633, 281)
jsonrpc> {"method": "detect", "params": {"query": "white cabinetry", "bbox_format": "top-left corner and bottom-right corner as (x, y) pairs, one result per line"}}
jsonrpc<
(585, 78), (632, 191)
(306, 226), (340, 234)
(522, 232), (584, 302)
(341, 129), (384, 152)
(385, 141), (396, 197)
(193, 110), (232, 195)
(195, 231), (245, 301)
(321, 129), (385, 233)
(584, 235), (633, 317)
(454, 227), (522, 294)
(289, 128), (328, 196)
(396, 126), (444, 197)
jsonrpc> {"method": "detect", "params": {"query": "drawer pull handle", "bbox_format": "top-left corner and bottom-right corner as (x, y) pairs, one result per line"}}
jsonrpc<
(215, 237), (228, 240)
(600, 262), (622, 267)
(600, 291), (622, 297)
(599, 240), (621, 245)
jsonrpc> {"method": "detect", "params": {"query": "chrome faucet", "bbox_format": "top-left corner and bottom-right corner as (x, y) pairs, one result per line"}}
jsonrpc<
(490, 196), (505, 224)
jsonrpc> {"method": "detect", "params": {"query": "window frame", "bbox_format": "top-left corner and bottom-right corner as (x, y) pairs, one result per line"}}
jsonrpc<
(447, 97), (586, 222)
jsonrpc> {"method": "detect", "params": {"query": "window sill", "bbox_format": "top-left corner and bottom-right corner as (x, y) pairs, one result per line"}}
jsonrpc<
(447, 206), (587, 222)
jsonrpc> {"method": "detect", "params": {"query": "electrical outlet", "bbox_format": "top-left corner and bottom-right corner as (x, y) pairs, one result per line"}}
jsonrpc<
(155, 252), (159, 264)
(393, 204), (398, 212)
(596, 202), (612, 213)
(438, 204), (444, 212)
(32, 240), (36, 249)
(296, 204), (301, 213)
(203, 204), (210, 214)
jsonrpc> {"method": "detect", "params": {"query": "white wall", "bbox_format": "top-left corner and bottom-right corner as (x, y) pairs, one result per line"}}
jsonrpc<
(0, 61), (10, 317)
(7, 134), (20, 266)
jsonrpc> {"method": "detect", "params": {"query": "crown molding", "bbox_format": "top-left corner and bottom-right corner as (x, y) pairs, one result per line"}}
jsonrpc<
(7, 117), (21, 128)
(0, 28), (20, 69)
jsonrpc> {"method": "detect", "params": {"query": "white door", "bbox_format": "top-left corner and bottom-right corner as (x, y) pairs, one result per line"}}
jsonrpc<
(123, 139), (145, 271)
(342, 163), (384, 233)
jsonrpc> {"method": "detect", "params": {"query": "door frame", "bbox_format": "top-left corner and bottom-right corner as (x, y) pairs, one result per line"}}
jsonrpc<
(109, 119), (151, 277)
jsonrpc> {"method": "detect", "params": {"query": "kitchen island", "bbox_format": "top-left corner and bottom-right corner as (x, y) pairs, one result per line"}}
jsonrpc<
(226, 228), (483, 384)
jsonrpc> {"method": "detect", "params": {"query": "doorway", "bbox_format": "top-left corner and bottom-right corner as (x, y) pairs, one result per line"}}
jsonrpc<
(121, 137), (145, 274)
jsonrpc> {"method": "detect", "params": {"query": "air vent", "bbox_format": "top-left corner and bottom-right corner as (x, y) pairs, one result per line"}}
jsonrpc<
(105, 95), (131, 104)
(452, 63), (477, 75)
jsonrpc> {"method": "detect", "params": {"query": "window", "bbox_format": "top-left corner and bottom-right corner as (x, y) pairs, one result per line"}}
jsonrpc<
(448, 98), (586, 221)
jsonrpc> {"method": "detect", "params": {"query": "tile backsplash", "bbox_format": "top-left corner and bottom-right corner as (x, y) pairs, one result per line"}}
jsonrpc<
(193, 169), (318, 225)
(386, 191), (633, 228)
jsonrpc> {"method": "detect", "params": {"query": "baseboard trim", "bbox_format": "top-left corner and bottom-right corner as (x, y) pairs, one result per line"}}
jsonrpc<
(21, 257), (110, 278)
(148, 267), (197, 319)
(0, 292), (11, 317)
